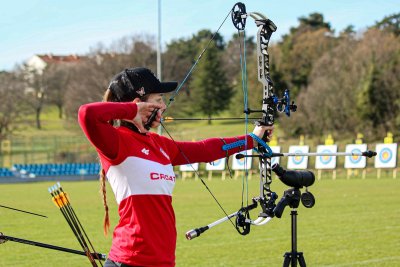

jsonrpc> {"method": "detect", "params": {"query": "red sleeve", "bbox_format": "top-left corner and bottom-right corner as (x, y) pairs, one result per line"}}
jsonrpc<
(78, 102), (138, 159)
(158, 135), (254, 166)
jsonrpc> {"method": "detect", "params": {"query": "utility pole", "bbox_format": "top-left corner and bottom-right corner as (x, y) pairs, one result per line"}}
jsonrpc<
(157, 0), (163, 135)
(157, 0), (162, 81)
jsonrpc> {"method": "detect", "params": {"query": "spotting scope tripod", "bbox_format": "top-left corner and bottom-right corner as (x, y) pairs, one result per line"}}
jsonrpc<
(272, 163), (316, 267)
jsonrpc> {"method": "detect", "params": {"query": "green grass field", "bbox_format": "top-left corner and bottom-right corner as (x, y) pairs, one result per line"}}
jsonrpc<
(0, 176), (399, 266)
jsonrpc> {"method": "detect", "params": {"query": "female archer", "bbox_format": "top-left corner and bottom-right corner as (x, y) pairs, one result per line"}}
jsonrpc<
(78, 67), (273, 267)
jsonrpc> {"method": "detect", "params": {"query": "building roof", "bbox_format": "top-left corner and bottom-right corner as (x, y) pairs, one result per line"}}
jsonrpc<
(36, 54), (85, 64)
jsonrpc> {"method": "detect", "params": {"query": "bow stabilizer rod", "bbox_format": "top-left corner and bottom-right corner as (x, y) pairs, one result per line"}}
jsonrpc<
(186, 199), (260, 240)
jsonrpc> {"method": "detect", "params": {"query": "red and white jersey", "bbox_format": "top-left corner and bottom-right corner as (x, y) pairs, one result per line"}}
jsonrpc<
(78, 102), (253, 267)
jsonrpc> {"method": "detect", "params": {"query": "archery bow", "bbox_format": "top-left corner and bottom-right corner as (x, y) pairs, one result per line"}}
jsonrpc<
(185, 2), (298, 239)
(160, 2), (376, 239)
(160, 2), (295, 239)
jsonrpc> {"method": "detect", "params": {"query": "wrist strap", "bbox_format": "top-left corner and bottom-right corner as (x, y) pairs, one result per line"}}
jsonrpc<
(249, 133), (273, 156)
(221, 139), (246, 151)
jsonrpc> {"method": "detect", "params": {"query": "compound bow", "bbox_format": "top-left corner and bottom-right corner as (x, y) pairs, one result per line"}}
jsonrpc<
(161, 2), (376, 240)
(183, 2), (298, 239)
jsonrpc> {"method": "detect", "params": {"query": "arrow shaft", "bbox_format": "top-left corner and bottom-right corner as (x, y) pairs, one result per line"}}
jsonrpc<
(0, 234), (106, 260)
(0, 205), (47, 218)
(275, 152), (365, 157)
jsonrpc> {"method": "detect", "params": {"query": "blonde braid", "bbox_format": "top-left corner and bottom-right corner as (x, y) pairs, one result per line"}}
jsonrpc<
(99, 88), (113, 236)
(99, 166), (110, 236)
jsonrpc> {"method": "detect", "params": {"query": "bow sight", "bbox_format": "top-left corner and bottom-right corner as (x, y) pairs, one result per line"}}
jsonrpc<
(244, 88), (297, 125)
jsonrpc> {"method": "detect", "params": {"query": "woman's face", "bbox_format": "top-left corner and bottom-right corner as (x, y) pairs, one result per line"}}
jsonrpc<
(145, 93), (166, 113)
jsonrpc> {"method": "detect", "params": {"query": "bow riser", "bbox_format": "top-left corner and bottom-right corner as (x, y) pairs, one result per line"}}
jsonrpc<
(255, 19), (277, 218)
(257, 20), (276, 127)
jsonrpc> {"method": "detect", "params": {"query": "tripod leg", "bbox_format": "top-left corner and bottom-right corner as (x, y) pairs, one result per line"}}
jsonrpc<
(297, 252), (306, 267)
(283, 252), (291, 267)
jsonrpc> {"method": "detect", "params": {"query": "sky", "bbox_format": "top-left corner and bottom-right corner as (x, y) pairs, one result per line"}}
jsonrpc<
(0, 0), (398, 71)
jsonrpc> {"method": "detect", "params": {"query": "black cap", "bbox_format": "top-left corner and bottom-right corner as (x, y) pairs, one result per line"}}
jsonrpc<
(108, 67), (178, 102)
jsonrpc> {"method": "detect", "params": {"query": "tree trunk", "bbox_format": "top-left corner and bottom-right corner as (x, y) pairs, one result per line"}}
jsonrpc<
(57, 104), (63, 119)
(36, 107), (42, 130)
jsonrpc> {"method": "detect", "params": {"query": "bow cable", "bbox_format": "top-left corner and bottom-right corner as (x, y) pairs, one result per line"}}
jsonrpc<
(237, 28), (250, 210)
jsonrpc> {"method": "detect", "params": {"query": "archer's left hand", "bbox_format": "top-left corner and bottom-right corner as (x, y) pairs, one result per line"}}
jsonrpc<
(252, 125), (274, 146)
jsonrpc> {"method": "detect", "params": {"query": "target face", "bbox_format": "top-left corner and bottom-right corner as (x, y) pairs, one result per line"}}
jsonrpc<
(292, 150), (305, 165)
(206, 158), (226, 171)
(179, 163), (199, 172)
(315, 145), (337, 169)
(379, 148), (392, 163)
(349, 148), (362, 164)
(345, 144), (367, 169)
(374, 143), (397, 168)
(287, 146), (309, 169)
(319, 149), (332, 164)
(232, 150), (252, 170)
(270, 146), (281, 166)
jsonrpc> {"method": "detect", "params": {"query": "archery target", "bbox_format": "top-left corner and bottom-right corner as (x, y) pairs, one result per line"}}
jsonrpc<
(287, 146), (309, 169)
(270, 146), (281, 166)
(375, 143), (397, 168)
(344, 144), (367, 169)
(232, 149), (252, 170)
(179, 163), (199, 172)
(315, 145), (337, 169)
(206, 158), (226, 171)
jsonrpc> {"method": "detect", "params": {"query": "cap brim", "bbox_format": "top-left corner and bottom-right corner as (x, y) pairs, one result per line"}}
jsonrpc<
(158, 82), (178, 93)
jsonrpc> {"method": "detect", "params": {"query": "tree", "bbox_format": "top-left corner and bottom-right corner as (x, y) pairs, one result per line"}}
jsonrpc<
(373, 13), (400, 36)
(298, 13), (331, 32)
(280, 31), (365, 137)
(45, 64), (72, 118)
(222, 33), (255, 86)
(339, 25), (356, 38)
(162, 30), (226, 118)
(280, 27), (400, 139)
(279, 13), (335, 96)
(354, 28), (400, 135)
(0, 71), (29, 140)
(190, 40), (233, 123)
(64, 35), (157, 119)
(20, 65), (47, 129)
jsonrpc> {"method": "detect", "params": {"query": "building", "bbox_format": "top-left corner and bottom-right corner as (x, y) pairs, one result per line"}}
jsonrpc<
(26, 54), (84, 74)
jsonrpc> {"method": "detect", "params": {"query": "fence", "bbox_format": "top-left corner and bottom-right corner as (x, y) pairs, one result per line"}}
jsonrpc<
(0, 136), (97, 168)
(178, 143), (399, 180)
(1, 136), (399, 179)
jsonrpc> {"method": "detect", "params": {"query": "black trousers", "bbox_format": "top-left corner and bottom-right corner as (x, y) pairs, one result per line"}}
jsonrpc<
(104, 258), (141, 267)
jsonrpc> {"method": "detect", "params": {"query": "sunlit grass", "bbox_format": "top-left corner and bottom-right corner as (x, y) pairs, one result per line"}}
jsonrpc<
(0, 176), (399, 266)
